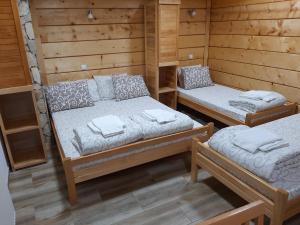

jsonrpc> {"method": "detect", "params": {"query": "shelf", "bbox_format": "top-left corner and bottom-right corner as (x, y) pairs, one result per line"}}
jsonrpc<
(0, 85), (32, 95)
(159, 61), (179, 67)
(7, 129), (45, 170)
(5, 124), (39, 135)
(0, 91), (37, 131)
(159, 91), (177, 109)
(159, 87), (176, 94)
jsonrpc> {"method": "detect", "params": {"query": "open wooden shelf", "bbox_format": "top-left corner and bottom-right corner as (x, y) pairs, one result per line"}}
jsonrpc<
(159, 91), (177, 109)
(0, 85), (47, 170)
(0, 91), (38, 131)
(7, 129), (46, 169)
(159, 87), (176, 94)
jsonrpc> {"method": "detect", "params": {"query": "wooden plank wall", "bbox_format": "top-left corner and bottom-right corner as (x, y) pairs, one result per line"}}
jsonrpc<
(29, 0), (209, 84)
(179, 0), (208, 66)
(0, 0), (31, 88)
(209, 0), (300, 107)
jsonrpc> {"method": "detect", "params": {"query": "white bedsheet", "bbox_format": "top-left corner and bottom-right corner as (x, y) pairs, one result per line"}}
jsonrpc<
(52, 96), (202, 161)
(208, 114), (300, 199)
(178, 85), (247, 122)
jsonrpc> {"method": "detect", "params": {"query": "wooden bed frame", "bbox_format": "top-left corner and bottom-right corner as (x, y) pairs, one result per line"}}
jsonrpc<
(191, 138), (300, 225)
(197, 200), (265, 225)
(52, 119), (214, 204)
(178, 92), (298, 127)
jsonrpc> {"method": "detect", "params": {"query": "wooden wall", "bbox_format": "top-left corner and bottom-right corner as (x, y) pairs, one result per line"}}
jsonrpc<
(0, 0), (31, 88)
(179, 0), (209, 67)
(209, 0), (300, 107)
(30, 0), (209, 84)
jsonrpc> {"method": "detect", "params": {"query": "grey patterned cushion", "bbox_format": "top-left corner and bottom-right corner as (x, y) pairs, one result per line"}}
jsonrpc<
(180, 66), (214, 90)
(112, 75), (150, 101)
(59, 79), (100, 102)
(45, 80), (94, 112)
(94, 74), (127, 100)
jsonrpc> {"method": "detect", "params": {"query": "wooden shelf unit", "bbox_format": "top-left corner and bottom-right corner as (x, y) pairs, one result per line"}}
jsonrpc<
(0, 85), (47, 170)
(145, 0), (180, 109)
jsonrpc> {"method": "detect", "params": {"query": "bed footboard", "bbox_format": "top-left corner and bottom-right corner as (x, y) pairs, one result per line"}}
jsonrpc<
(191, 139), (293, 225)
(196, 201), (265, 225)
(53, 120), (214, 204)
(245, 102), (298, 127)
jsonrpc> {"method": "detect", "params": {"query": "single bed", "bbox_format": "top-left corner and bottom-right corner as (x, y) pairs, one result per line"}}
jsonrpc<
(191, 114), (300, 225)
(177, 84), (297, 127)
(51, 95), (214, 204)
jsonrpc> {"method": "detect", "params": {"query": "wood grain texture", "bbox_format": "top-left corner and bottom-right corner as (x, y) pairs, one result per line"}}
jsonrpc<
(0, 0), (31, 88)
(209, 0), (300, 106)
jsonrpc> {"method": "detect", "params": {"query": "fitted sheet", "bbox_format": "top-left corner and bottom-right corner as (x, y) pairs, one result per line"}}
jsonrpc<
(208, 114), (300, 199)
(52, 96), (202, 161)
(178, 85), (248, 122)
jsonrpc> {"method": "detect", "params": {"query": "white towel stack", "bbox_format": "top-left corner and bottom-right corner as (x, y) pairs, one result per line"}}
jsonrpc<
(232, 127), (289, 153)
(240, 90), (280, 102)
(142, 109), (177, 124)
(87, 115), (126, 138)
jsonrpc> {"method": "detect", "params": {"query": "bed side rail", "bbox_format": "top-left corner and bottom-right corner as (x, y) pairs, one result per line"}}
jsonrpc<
(196, 201), (265, 225)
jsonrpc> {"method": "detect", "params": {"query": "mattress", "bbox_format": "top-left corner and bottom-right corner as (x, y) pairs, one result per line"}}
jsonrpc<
(52, 96), (202, 164)
(208, 114), (300, 199)
(178, 85), (247, 122)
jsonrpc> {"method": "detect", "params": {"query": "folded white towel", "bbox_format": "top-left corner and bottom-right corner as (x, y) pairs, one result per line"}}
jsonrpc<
(259, 140), (289, 152)
(232, 127), (284, 153)
(240, 90), (282, 102)
(143, 109), (177, 124)
(91, 115), (125, 138)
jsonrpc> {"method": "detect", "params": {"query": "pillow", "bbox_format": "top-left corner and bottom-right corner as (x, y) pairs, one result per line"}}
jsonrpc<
(180, 66), (213, 90)
(94, 74), (127, 100)
(112, 75), (150, 101)
(45, 80), (94, 112)
(59, 79), (100, 102)
(177, 65), (202, 88)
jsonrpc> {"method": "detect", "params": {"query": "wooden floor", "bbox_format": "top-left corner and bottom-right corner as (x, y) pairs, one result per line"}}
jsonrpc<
(8, 149), (300, 225)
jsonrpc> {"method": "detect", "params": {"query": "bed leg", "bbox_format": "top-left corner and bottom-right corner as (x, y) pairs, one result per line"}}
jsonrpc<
(191, 138), (199, 183)
(63, 158), (77, 205)
(271, 189), (288, 225)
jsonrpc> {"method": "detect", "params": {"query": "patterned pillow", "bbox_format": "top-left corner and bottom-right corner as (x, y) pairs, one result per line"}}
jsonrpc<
(45, 80), (94, 112)
(112, 75), (150, 101)
(94, 74), (127, 100)
(59, 79), (100, 102)
(181, 66), (213, 90)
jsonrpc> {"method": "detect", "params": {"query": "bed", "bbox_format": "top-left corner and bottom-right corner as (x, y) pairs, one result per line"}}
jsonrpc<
(51, 94), (214, 204)
(177, 84), (297, 127)
(191, 114), (300, 225)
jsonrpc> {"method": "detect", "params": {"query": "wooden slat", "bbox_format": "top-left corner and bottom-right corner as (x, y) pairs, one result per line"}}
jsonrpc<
(212, 0), (284, 9)
(47, 65), (145, 84)
(181, 0), (206, 9)
(42, 38), (144, 58)
(212, 1), (300, 21)
(45, 52), (144, 74)
(209, 47), (300, 72)
(36, 8), (144, 26)
(211, 70), (273, 91)
(178, 35), (206, 48)
(180, 8), (206, 22)
(34, 0), (144, 9)
(179, 22), (206, 35)
(211, 19), (300, 36)
(209, 59), (300, 89)
(39, 24), (144, 43)
(178, 47), (205, 61)
(210, 35), (300, 54)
